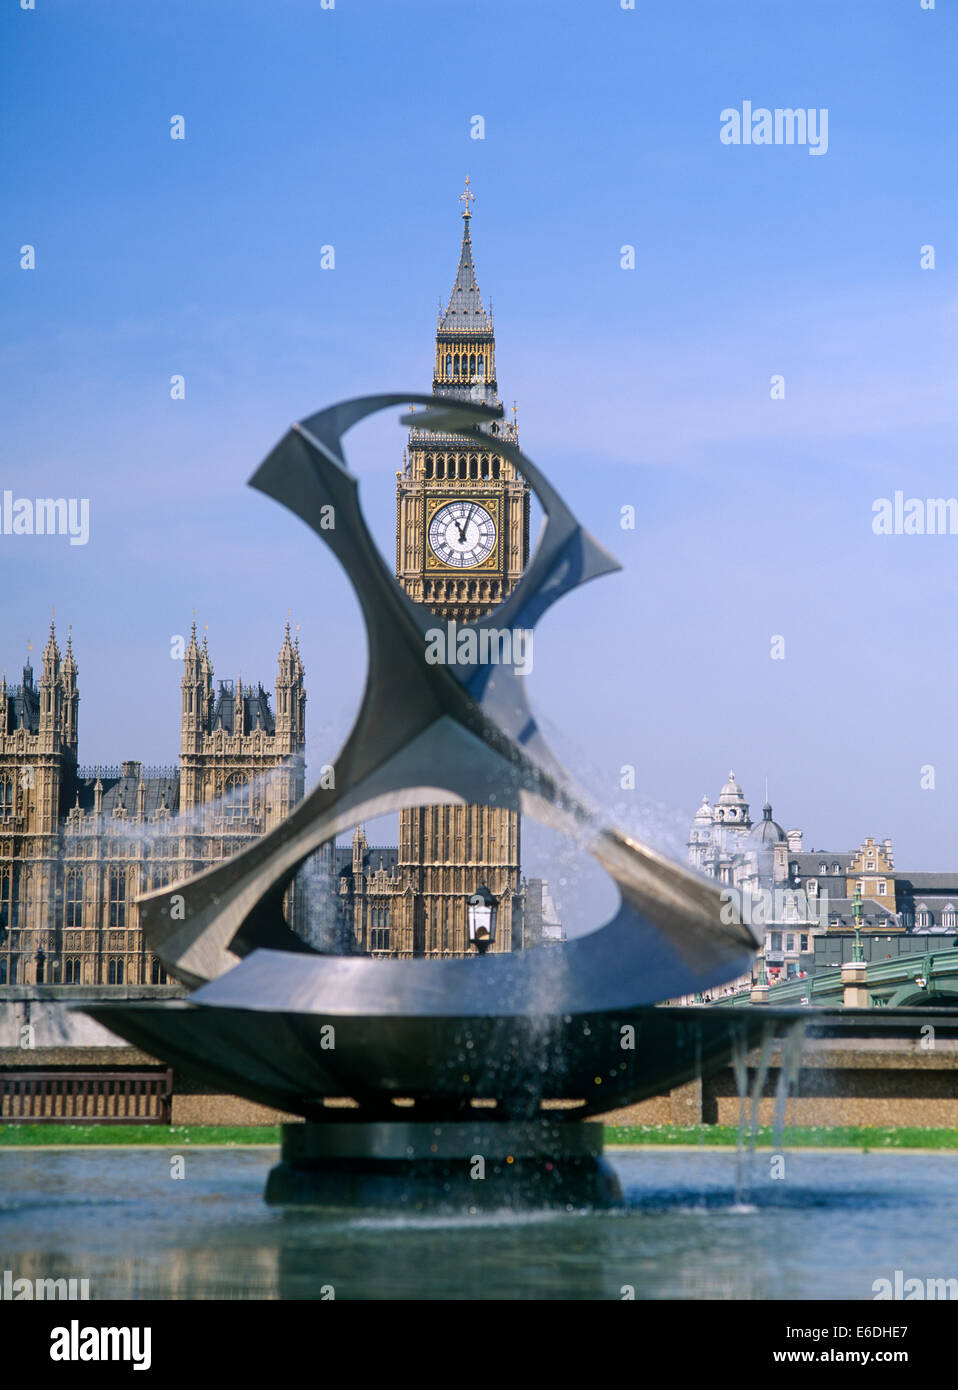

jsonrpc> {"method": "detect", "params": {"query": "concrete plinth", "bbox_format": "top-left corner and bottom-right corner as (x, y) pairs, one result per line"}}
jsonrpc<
(264, 1118), (623, 1210)
(842, 961), (870, 1008)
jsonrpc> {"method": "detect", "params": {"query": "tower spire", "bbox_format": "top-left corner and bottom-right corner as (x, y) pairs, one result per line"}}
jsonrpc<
(439, 178), (491, 334)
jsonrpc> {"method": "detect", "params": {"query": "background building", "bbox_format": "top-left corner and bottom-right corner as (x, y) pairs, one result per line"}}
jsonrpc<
(689, 772), (958, 985)
(0, 621), (305, 986)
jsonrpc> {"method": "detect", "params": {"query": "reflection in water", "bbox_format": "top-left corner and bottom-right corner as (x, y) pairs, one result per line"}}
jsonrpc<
(0, 1148), (953, 1300)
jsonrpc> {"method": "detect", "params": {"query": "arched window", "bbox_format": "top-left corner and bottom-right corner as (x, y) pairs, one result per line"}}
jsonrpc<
(480, 456), (489, 478)
(108, 958), (124, 985)
(453, 354), (460, 376)
(109, 868), (126, 927)
(819, 863), (827, 874)
(64, 958), (81, 984)
(436, 458), (445, 479)
(492, 459), (500, 478)
(371, 906), (391, 952)
(944, 908), (957, 928)
(917, 909), (932, 929)
(445, 354), (452, 377)
(469, 354), (476, 375)
(66, 870), (82, 928)
(424, 456), (433, 479)
(151, 959), (166, 984)
(0, 776), (12, 818)
(225, 773), (250, 822)
(469, 456), (478, 479)
(477, 354), (484, 379)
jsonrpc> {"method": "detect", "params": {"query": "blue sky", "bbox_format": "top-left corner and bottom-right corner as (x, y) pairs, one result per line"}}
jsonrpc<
(2, 0), (957, 899)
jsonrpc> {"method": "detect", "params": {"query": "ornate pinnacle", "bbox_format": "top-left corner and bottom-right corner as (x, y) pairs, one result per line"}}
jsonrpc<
(458, 175), (475, 220)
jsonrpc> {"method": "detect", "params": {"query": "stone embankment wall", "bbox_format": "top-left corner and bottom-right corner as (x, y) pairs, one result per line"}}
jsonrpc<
(2, 995), (956, 1128)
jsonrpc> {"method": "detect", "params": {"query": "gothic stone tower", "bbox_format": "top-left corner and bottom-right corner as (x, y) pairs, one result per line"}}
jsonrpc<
(179, 621), (305, 838)
(0, 619), (306, 987)
(395, 181), (530, 956)
(0, 621), (78, 984)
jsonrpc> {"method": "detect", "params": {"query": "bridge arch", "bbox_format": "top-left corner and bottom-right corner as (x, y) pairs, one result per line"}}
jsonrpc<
(885, 979), (958, 1008)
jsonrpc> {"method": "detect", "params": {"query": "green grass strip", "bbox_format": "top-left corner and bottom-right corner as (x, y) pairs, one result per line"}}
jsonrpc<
(0, 1124), (281, 1146)
(1, 1122), (956, 1150)
(605, 1124), (958, 1150)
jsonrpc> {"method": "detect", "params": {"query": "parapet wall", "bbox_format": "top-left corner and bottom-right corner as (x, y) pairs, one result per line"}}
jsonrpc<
(2, 1035), (957, 1129)
(600, 1037), (958, 1129)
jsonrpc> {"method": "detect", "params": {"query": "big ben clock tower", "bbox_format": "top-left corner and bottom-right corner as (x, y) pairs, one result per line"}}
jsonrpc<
(395, 180), (530, 956)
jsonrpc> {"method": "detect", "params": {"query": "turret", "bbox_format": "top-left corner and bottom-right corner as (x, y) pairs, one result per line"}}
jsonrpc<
(275, 621), (306, 753)
(38, 619), (61, 744)
(60, 626), (79, 757)
(352, 824), (368, 880)
(181, 620), (213, 751)
(234, 676), (245, 736)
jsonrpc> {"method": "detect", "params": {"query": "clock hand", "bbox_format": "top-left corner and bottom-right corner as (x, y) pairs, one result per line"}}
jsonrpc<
(455, 505), (476, 544)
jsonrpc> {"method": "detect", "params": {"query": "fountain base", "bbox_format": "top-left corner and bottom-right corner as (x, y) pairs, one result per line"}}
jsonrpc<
(264, 1117), (623, 1210)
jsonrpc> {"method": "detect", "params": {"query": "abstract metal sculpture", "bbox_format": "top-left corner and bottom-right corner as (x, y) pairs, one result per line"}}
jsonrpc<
(85, 394), (775, 1207)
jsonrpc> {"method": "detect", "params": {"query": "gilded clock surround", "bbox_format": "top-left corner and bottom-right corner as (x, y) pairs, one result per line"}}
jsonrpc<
(424, 494), (501, 571)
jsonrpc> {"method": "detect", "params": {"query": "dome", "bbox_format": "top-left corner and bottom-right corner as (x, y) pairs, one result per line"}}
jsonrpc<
(693, 795), (713, 824)
(750, 802), (786, 846)
(717, 770), (746, 807)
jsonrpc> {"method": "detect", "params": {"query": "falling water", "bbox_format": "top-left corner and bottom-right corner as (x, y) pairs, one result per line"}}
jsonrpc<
(731, 1024), (749, 1203)
(731, 1020), (776, 1205)
(773, 1019), (806, 1149)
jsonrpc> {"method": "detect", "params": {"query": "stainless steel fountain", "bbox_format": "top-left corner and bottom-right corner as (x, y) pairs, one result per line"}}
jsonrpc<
(83, 392), (785, 1208)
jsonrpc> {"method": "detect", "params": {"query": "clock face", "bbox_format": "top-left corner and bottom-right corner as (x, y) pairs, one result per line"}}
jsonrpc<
(428, 500), (497, 568)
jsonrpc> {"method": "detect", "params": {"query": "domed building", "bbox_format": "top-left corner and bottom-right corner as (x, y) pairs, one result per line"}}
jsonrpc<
(736, 802), (791, 902)
(687, 774), (815, 983)
(749, 801), (788, 866)
(687, 771), (753, 877)
(688, 795), (713, 849)
(714, 771), (750, 828)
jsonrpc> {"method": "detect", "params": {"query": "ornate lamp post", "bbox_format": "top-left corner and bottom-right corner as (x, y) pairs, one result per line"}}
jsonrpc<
(852, 886), (864, 963)
(468, 885), (497, 955)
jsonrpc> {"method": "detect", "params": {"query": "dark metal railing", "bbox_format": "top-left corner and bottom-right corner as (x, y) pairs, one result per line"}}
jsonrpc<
(0, 1069), (174, 1124)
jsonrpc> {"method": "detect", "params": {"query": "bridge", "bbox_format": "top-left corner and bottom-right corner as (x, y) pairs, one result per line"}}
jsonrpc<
(715, 945), (958, 1010)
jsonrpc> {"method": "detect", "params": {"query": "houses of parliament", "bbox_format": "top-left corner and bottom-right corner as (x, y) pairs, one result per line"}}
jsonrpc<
(0, 183), (562, 987)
